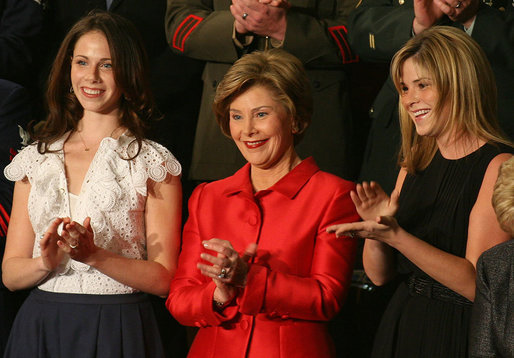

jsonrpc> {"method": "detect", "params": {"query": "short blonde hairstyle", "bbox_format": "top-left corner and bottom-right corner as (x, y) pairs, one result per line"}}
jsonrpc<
(213, 49), (312, 144)
(492, 156), (514, 236)
(391, 26), (511, 173)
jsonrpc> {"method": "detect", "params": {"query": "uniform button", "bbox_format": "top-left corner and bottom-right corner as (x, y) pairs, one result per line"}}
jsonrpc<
(194, 321), (202, 327)
(248, 215), (258, 226)
(268, 311), (278, 318)
(281, 314), (289, 319)
(240, 319), (249, 330)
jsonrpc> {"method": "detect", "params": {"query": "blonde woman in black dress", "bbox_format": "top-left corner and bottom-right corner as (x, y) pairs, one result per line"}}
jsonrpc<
(328, 26), (513, 357)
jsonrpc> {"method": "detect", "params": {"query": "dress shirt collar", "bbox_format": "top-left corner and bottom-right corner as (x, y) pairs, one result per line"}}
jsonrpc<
(222, 157), (320, 199)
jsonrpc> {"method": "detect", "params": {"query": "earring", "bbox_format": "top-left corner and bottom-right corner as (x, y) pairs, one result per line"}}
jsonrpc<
(70, 86), (74, 93)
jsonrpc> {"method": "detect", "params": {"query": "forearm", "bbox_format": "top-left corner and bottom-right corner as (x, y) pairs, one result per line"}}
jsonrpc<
(165, 0), (240, 62)
(85, 248), (173, 297)
(391, 229), (477, 301)
(2, 256), (50, 291)
(362, 239), (397, 285)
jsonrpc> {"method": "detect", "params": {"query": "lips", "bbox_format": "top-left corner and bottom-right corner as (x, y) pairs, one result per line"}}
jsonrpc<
(244, 139), (269, 149)
(412, 108), (430, 122)
(81, 87), (104, 97)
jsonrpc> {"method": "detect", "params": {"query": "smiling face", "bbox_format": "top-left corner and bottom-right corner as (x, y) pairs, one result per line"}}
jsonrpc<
(229, 85), (296, 170)
(400, 57), (450, 140)
(70, 31), (121, 116)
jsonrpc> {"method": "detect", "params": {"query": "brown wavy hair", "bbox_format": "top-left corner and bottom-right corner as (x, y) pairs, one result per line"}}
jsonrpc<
(32, 10), (159, 155)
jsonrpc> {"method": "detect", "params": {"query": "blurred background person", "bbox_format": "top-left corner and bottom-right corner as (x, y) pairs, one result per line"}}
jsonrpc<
(470, 156), (514, 358)
(0, 0), (44, 353)
(165, 0), (363, 183)
(328, 27), (513, 357)
(0, 79), (31, 356)
(167, 49), (360, 357)
(2, 12), (182, 357)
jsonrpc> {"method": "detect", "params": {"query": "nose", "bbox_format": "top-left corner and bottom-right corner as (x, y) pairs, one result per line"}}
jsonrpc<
(408, 88), (419, 106)
(242, 117), (257, 136)
(85, 65), (100, 82)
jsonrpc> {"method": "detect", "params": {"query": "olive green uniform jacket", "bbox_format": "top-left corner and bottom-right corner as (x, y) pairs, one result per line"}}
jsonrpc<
(165, 0), (359, 180)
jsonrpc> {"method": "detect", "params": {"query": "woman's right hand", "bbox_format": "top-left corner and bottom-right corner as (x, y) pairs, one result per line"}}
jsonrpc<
(198, 239), (257, 304)
(351, 181), (399, 221)
(39, 217), (67, 272)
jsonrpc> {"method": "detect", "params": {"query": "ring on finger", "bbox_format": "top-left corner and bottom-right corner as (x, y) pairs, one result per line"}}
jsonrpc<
(455, 1), (462, 8)
(69, 241), (79, 249)
(218, 268), (227, 279)
(242, 12), (248, 19)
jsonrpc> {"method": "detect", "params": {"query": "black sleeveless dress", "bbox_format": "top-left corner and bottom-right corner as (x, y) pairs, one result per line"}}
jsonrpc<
(371, 143), (513, 358)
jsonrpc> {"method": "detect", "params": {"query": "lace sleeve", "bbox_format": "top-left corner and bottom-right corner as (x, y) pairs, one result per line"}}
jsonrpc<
(3, 144), (40, 183)
(128, 140), (182, 196)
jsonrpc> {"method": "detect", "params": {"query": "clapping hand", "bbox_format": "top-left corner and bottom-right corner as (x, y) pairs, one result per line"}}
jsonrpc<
(230, 0), (288, 41)
(327, 215), (401, 245)
(58, 217), (97, 263)
(351, 181), (399, 221)
(198, 238), (257, 303)
(39, 217), (67, 272)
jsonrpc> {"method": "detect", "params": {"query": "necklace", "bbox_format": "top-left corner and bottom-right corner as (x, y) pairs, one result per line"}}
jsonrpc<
(76, 130), (90, 151)
(76, 125), (122, 152)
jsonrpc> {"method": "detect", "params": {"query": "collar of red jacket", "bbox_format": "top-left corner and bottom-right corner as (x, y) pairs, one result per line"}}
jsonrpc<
(222, 157), (320, 199)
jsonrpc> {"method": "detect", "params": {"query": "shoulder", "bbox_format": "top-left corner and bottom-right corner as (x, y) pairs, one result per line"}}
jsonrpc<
(4, 143), (42, 181)
(479, 239), (514, 266)
(311, 170), (356, 193)
(123, 138), (182, 180)
(482, 151), (512, 186)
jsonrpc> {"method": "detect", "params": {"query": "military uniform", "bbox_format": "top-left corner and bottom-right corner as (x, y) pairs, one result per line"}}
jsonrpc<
(165, 0), (360, 180)
(348, 0), (514, 193)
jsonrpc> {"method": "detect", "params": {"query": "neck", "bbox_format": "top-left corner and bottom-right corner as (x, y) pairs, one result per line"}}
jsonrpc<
(78, 111), (123, 138)
(437, 132), (484, 159)
(250, 149), (301, 192)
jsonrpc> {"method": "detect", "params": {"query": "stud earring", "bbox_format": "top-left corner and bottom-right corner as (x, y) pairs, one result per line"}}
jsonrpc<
(70, 86), (74, 93)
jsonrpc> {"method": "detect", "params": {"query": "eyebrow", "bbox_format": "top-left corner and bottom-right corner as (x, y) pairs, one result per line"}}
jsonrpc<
(230, 105), (274, 113)
(73, 55), (112, 61)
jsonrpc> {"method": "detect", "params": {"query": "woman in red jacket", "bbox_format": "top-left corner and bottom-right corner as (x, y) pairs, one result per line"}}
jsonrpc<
(166, 49), (359, 357)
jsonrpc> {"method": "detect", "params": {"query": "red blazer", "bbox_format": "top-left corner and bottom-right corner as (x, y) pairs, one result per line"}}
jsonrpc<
(166, 158), (359, 357)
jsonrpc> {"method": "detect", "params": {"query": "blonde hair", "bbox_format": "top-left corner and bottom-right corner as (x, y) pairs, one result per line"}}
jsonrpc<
(213, 49), (312, 144)
(391, 26), (511, 173)
(492, 156), (514, 236)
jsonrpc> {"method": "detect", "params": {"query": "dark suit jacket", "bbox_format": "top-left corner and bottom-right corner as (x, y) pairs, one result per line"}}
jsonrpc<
(470, 239), (514, 358)
(348, 0), (514, 193)
(0, 0), (43, 87)
(0, 78), (31, 355)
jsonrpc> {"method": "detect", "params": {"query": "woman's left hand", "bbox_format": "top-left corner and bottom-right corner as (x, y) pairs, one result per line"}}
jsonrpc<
(198, 238), (257, 288)
(327, 216), (401, 246)
(58, 217), (98, 263)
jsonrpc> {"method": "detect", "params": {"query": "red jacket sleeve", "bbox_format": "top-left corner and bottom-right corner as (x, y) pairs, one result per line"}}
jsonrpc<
(238, 182), (359, 321)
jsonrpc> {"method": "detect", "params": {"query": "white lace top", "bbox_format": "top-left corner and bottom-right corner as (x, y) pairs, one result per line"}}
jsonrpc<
(4, 132), (181, 294)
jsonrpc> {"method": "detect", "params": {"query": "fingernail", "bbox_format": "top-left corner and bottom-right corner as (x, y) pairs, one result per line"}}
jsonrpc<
(203, 242), (209, 247)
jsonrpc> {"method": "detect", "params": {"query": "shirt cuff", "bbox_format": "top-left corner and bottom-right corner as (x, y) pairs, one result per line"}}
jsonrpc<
(232, 22), (254, 48)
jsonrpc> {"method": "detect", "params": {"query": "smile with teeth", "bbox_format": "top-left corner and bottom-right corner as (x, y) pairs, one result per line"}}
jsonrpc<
(244, 139), (269, 149)
(82, 87), (104, 96)
(413, 109), (430, 117)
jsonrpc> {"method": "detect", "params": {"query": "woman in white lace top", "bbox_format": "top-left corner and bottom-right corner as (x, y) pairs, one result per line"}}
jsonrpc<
(2, 11), (182, 358)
